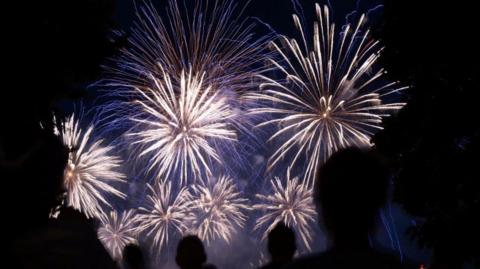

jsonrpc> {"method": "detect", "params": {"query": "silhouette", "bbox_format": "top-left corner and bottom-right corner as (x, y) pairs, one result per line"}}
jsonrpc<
(375, 1), (480, 267)
(176, 235), (216, 269)
(286, 147), (413, 269)
(123, 244), (145, 269)
(259, 223), (296, 269)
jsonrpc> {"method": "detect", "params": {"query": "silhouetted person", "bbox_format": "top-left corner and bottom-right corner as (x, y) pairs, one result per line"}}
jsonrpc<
(259, 223), (296, 269)
(6, 131), (117, 268)
(176, 235), (215, 269)
(286, 147), (414, 269)
(123, 244), (145, 269)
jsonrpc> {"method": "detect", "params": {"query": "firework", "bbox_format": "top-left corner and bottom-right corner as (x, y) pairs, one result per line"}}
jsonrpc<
(190, 175), (249, 243)
(128, 69), (236, 183)
(136, 180), (193, 251)
(98, 210), (138, 260)
(248, 4), (406, 186)
(102, 0), (268, 182)
(253, 170), (317, 250)
(56, 115), (126, 218)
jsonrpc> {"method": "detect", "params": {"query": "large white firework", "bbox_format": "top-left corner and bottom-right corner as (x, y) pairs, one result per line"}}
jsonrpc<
(248, 4), (406, 186)
(190, 175), (249, 243)
(103, 0), (268, 182)
(129, 69), (236, 183)
(97, 210), (138, 260)
(136, 180), (193, 251)
(56, 115), (126, 218)
(254, 170), (317, 250)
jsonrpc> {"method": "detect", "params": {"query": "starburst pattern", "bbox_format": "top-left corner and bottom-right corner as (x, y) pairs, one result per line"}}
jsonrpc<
(129, 69), (236, 183)
(136, 180), (193, 251)
(248, 4), (406, 186)
(190, 175), (249, 243)
(254, 170), (317, 250)
(97, 210), (138, 260)
(56, 115), (126, 218)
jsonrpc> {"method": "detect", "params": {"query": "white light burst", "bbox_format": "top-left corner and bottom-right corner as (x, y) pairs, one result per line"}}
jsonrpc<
(56, 115), (126, 218)
(129, 69), (236, 183)
(136, 180), (193, 251)
(248, 4), (406, 186)
(191, 175), (249, 243)
(254, 170), (317, 250)
(98, 210), (138, 260)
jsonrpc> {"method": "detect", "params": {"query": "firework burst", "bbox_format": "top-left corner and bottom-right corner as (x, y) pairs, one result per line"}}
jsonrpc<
(128, 69), (236, 183)
(253, 170), (317, 250)
(56, 115), (126, 218)
(97, 210), (138, 260)
(102, 0), (270, 183)
(190, 175), (249, 243)
(136, 180), (193, 251)
(248, 4), (406, 186)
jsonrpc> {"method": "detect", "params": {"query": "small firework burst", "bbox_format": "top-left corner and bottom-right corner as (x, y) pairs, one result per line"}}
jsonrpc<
(97, 210), (138, 260)
(56, 115), (125, 218)
(254, 170), (317, 250)
(136, 180), (193, 251)
(190, 175), (250, 243)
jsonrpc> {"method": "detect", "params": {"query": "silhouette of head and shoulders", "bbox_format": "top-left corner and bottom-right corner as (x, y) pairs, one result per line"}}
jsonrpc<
(176, 235), (216, 269)
(123, 243), (145, 269)
(286, 147), (414, 269)
(259, 223), (296, 269)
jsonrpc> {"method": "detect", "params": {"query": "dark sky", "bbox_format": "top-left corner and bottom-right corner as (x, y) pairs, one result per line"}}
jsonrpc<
(115, 0), (385, 36)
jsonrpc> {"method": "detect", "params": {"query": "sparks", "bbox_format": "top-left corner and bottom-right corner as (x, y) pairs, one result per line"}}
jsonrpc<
(253, 170), (317, 250)
(56, 115), (126, 218)
(128, 69), (236, 183)
(97, 210), (138, 260)
(248, 4), (406, 186)
(190, 175), (250, 243)
(136, 180), (193, 251)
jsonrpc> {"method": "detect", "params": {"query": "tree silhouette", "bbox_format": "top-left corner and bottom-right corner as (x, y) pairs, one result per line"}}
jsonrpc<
(374, 1), (480, 268)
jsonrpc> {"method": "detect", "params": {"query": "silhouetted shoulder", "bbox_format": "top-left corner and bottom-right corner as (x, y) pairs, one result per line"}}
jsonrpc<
(285, 249), (416, 269)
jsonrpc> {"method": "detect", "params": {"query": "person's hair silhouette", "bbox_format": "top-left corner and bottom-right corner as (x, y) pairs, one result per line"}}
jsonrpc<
(123, 244), (145, 269)
(175, 235), (208, 269)
(260, 222), (296, 269)
(316, 147), (389, 246)
(285, 147), (413, 269)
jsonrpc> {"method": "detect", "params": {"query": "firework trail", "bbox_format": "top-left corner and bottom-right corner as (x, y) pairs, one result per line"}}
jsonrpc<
(136, 180), (193, 251)
(128, 69), (236, 184)
(97, 210), (138, 260)
(190, 175), (250, 243)
(253, 170), (317, 250)
(101, 0), (269, 182)
(55, 115), (126, 218)
(248, 4), (406, 186)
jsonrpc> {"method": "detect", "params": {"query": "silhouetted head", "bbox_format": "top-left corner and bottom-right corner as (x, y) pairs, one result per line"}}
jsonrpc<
(175, 235), (207, 269)
(316, 147), (390, 243)
(123, 244), (145, 269)
(267, 223), (296, 263)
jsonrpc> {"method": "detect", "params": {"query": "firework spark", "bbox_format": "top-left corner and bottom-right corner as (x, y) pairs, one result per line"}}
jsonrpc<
(190, 175), (249, 243)
(254, 170), (317, 250)
(136, 180), (193, 251)
(128, 69), (236, 183)
(248, 4), (406, 186)
(101, 0), (269, 182)
(98, 210), (138, 260)
(56, 115), (126, 218)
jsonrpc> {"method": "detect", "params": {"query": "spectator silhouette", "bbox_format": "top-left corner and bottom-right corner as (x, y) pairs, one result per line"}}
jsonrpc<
(176, 235), (216, 269)
(286, 147), (414, 269)
(123, 244), (145, 269)
(259, 223), (296, 269)
(6, 131), (118, 268)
